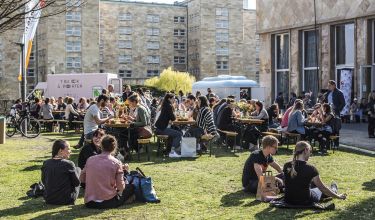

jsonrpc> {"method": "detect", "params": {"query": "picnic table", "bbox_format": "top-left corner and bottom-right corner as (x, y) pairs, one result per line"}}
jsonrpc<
(104, 121), (131, 153)
(305, 121), (323, 127)
(235, 118), (264, 125)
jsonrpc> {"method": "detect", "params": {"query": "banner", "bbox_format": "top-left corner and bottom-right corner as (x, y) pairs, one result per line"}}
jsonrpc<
(18, 0), (44, 81)
(339, 69), (353, 116)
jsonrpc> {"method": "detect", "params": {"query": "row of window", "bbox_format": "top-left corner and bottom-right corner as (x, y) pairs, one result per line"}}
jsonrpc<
(117, 55), (186, 64)
(66, 11), (81, 21)
(118, 13), (185, 23)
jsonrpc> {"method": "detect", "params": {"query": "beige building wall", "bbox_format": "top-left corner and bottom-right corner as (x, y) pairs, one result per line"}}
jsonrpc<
(243, 9), (258, 81)
(99, 1), (187, 85)
(257, 0), (375, 105)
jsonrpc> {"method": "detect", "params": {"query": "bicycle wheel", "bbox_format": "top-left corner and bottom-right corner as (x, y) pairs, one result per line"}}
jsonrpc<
(5, 115), (17, 137)
(20, 117), (41, 138)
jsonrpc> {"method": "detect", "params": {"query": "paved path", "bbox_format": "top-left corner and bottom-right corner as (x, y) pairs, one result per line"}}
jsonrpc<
(340, 123), (375, 151)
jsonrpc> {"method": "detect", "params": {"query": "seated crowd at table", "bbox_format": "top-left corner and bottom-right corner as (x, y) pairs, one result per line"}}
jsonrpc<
(36, 80), (355, 209)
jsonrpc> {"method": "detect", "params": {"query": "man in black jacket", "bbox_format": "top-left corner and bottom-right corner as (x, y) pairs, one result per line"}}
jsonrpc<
(122, 85), (134, 102)
(324, 80), (346, 116)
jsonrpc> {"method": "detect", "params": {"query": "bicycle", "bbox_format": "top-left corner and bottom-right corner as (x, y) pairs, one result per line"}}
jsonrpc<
(5, 102), (41, 138)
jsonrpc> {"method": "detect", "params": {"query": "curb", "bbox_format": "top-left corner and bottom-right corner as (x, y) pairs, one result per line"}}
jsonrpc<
(338, 143), (375, 156)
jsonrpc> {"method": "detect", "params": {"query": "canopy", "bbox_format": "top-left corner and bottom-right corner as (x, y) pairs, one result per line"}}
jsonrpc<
(192, 75), (258, 89)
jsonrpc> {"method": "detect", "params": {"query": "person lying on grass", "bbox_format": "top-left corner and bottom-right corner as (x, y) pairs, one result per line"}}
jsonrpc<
(41, 140), (81, 205)
(242, 135), (284, 193)
(283, 141), (347, 205)
(80, 135), (135, 209)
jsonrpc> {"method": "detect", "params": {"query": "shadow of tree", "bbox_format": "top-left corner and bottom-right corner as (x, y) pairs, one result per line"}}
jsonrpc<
(328, 196), (375, 219)
(362, 179), (375, 192)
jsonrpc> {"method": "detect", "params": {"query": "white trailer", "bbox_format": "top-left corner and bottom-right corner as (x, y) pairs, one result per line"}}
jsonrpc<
(30, 73), (122, 101)
(192, 75), (266, 102)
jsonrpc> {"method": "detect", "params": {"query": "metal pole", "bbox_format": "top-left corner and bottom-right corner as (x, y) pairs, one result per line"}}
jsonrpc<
(314, 0), (319, 95)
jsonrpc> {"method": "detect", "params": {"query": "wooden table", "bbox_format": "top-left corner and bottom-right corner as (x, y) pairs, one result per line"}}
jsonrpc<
(104, 123), (130, 128)
(235, 118), (264, 125)
(172, 120), (196, 126)
(305, 122), (323, 127)
(52, 110), (65, 114)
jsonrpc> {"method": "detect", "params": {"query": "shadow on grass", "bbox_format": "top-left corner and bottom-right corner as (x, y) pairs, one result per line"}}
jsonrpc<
(362, 179), (375, 191)
(328, 196), (375, 219)
(220, 190), (259, 207)
(21, 164), (42, 172)
(254, 205), (323, 220)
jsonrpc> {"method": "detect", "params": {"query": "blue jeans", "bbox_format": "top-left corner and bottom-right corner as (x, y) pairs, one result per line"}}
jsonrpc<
(310, 187), (322, 202)
(156, 127), (183, 149)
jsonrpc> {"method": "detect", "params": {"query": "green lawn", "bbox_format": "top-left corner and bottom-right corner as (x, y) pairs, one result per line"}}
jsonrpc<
(0, 133), (374, 220)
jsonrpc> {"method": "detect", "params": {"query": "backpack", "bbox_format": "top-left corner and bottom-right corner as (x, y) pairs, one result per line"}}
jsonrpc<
(26, 182), (45, 198)
(126, 167), (160, 203)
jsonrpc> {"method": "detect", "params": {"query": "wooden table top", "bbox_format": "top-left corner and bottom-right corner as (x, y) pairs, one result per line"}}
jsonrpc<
(235, 118), (264, 124)
(104, 123), (130, 128)
(305, 121), (323, 127)
(172, 120), (196, 125)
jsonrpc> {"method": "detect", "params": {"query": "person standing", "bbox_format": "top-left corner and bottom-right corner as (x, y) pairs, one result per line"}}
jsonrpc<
(368, 97), (375, 138)
(122, 85), (135, 102)
(324, 80), (345, 116)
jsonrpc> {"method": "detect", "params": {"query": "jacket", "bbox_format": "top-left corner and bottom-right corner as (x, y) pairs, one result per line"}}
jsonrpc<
(324, 88), (345, 115)
(287, 110), (306, 134)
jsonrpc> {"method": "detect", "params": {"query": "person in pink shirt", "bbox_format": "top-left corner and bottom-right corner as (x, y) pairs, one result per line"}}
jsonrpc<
(80, 135), (134, 209)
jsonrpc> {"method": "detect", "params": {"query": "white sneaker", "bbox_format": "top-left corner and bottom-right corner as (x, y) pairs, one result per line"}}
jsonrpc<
(169, 151), (181, 158)
(234, 145), (242, 150)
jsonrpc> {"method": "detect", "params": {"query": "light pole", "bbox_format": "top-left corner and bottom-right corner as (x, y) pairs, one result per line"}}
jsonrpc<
(15, 42), (26, 102)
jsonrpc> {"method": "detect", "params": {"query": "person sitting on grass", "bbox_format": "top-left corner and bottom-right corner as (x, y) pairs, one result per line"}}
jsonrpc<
(242, 135), (283, 193)
(283, 141), (347, 205)
(41, 140), (80, 205)
(78, 128), (105, 170)
(80, 135), (135, 209)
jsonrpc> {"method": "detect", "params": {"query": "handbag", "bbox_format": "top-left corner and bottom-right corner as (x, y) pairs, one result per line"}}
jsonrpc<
(126, 167), (160, 203)
(137, 126), (153, 139)
(256, 171), (279, 202)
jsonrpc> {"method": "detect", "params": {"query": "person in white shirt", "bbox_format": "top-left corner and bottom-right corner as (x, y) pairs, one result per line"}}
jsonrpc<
(83, 95), (113, 141)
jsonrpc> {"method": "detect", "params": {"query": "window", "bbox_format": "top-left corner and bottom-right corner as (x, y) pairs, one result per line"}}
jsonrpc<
(147, 28), (160, 36)
(119, 13), (132, 21)
(118, 55), (132, 63)
(174, 16), (185, 23)
(174, 42), (185, 50)
(174, 56), (185, 64)
(147, 55), (160, 64)
(118, 40), (132, 49)
(147, 14), (160, 23)
(216, 61), (228, 70)
(256, 57), (260, 65)
(335, 23), (354, 66)
(147, 70), (159, 77)
(66, 26), (81, 36)
(29, 52), (35, 61)
(216, 20), (228, 29)
(66, 57), (81, 68)
(216, 33), (229, 42)
(147, 41), (160, 50)
(174, 29), (185, 36)
(66, 11), (81, 21)
(119, 70), (132, 78)
(274, 33), (290, 100)
(216, 8), (229, 17)
(302, 30), (319, 100)
(216, 47), (229, 56)
(66, 41), (81, 52)
(27, 69), (35, 77)
(119, 26), (132, 35)
(66, 0), (81, 7)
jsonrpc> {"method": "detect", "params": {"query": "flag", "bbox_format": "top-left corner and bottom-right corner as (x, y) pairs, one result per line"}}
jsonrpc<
(18, 0), (44, 82)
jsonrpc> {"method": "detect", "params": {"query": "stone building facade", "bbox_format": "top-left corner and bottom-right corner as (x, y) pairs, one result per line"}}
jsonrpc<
(0, 0), (257, 100)
(257, 0), (375, 106)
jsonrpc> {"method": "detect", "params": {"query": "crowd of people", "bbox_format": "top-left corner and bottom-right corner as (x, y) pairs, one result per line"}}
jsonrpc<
(33, 80), (362, 209)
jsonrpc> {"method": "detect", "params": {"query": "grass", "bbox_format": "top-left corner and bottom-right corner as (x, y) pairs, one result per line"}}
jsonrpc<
(0, 133), (375, 219)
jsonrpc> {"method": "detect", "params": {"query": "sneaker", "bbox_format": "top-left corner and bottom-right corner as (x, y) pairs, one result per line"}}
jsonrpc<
(234, 145), (242, 150)
(330, 182), (338, 194)
(169, 151), (181, 158)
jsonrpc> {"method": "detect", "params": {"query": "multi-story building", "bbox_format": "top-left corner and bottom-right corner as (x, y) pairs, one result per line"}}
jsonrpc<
(257, 0), (375, 108)
(0, 0), (257, 100)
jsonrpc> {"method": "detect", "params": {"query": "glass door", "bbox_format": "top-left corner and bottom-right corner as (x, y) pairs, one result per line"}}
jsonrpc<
(360, 65), (375, 100)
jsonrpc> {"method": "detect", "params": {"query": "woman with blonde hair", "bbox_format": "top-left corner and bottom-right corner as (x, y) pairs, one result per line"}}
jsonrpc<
(283, 141), (347, 205)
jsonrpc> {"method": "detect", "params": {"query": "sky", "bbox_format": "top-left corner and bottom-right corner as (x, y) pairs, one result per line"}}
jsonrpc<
(138, 0), (256, 9)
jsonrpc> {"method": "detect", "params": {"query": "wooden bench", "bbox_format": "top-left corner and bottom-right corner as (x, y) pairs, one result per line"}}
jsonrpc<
(200, 134), (216, 157)
(137, 139), (151, 161)
(328, 135), (340, 153)
(217, 129), (238, 154)
(281, 132), (301, 149)
(156, 135), (169, 157)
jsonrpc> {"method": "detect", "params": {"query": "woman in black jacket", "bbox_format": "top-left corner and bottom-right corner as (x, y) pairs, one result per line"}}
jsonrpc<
(41, 140), (80, 205)
(217, 99), (241, 148)
(155, 93), (183, 157)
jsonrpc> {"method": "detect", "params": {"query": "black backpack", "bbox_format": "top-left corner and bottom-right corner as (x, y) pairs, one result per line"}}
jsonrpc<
(26, 182), (45, 198)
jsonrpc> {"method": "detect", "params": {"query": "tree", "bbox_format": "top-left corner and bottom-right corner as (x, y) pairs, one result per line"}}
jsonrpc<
(144, 67), (196, 94)
(0, 0), (85, 34)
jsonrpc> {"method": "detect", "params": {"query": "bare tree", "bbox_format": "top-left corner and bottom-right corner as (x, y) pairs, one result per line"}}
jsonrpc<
(0, 0), (85, 34)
